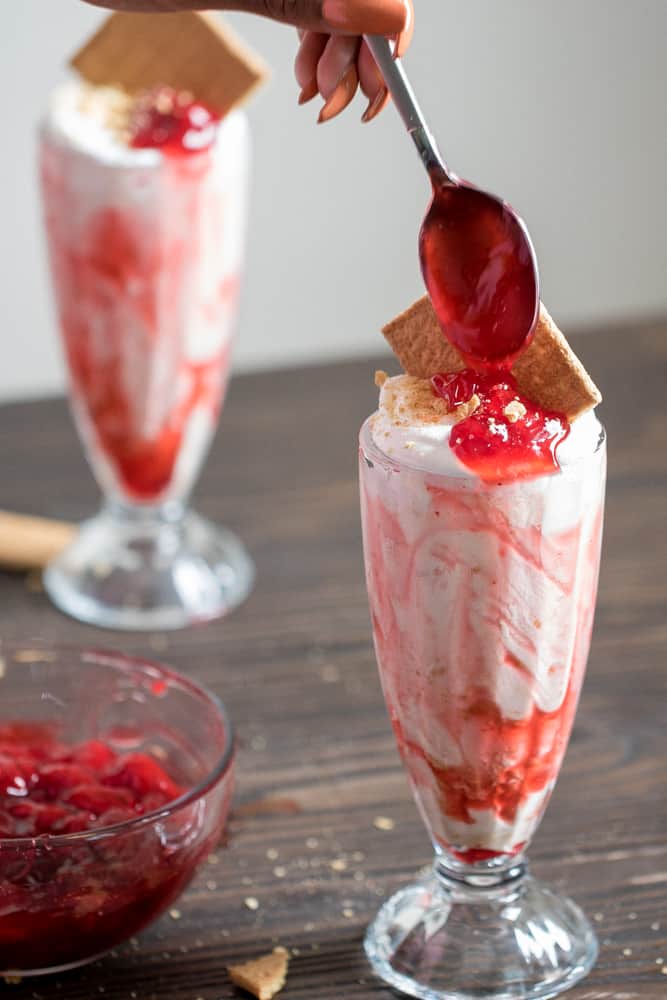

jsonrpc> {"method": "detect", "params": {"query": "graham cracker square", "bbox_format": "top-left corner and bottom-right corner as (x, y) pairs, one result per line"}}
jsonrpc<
(383, 295), (601, 420)
(71, 11), (268, 116)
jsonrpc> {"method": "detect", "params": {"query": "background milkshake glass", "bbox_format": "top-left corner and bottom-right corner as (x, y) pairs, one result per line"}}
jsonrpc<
(39, 83), (253, 630)
(359, 407), (606, 999)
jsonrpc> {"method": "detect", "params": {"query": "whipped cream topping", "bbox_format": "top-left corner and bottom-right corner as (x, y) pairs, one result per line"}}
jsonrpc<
(371, 373), (602, 477)
(43, 80), (159, 167)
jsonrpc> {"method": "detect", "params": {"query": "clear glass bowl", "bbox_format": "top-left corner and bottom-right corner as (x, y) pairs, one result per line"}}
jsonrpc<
(0, 643), (234, 977)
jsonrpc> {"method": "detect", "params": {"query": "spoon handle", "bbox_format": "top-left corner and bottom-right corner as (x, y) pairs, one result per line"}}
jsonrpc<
(365, 35), (450, 182)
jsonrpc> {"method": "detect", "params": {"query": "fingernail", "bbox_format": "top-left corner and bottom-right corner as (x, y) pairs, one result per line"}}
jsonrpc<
(322, 0), (408, 36)
(361, 86), (389, 123)
(318, 66), (358, 124)
(298, 81), (318, 105)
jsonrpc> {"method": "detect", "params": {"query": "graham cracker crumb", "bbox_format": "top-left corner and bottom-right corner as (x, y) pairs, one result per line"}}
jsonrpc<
(227, 947), (289, 1000)
(380, 375), (481, 427)
(382, 296), (601, 421)
(503, 400), (527, 423)
(381, 375), (454, 426)
(455, 393), (481, 422)
(374, 370), (388, 388)
(373, 816), (395, 831)
(76, 83), (134, 141)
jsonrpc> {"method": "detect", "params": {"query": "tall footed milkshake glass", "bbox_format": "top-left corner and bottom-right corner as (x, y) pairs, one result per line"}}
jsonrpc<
(359, 402), (606, 999)
(39, 82), (254, 630)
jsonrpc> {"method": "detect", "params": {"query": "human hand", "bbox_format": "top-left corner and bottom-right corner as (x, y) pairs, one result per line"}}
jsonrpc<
(82, 0), (414, 123)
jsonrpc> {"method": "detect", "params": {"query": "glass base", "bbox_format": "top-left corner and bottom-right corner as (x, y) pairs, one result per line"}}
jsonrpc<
(44, 504), (254, 631)
(364, 861), (598, 1000)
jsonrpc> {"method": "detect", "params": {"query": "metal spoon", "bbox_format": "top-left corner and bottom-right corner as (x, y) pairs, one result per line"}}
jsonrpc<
(366, 35), (539, 368)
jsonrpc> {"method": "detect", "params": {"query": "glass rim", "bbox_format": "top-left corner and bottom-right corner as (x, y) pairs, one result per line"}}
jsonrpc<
(359, 413), (606, 485)
(0, 642), (235, 849)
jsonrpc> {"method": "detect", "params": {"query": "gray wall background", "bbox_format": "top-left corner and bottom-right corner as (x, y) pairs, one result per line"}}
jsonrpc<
(3, 0), (667, 401)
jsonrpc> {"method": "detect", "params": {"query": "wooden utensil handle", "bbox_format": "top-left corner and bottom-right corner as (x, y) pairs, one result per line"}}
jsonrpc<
(0, 511), (75, 571)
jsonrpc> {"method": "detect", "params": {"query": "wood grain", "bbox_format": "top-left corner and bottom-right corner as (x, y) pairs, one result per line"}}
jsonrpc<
(0, 320), (665, 999)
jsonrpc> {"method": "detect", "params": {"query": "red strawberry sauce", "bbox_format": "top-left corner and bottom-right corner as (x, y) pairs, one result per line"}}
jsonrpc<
(431, 369), (570, 482)
(0, 724), (225, 972)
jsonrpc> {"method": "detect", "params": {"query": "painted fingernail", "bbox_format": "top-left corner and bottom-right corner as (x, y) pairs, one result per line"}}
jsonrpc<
(318, 66), (358, 124)
(361, 86), (389, 123)
(322, 0), (408, 37)
(298, 80), (319, 105)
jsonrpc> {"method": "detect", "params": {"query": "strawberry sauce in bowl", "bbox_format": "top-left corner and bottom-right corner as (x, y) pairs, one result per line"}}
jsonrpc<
(0, 645), (234, 976)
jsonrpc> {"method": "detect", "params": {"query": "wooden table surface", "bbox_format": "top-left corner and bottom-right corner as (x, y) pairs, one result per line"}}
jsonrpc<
(0, 320), (666, 1000)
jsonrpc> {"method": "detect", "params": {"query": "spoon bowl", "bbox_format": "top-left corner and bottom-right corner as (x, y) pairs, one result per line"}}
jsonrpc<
(419, 179), (539, 367)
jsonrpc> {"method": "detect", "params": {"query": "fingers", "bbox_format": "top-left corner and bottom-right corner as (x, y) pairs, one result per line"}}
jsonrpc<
(316, 34), (359, 103)
(297, 1), (415, 123)
(296, 33), (390, 124)
(358, 39), (388, 123)
(295, 31), (328, 104)
(316, 35), (361, 123)
(318, 64), (359, 123)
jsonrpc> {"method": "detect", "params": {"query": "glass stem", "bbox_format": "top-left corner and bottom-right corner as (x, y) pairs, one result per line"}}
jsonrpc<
(434, 853), (527, 899)
(105, 498), (186, 527)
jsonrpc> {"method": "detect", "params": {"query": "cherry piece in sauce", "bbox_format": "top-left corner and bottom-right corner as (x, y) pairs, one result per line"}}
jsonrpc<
(0, 732), (183, 837)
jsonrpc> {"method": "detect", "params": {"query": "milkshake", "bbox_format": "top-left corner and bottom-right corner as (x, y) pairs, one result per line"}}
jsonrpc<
(361, 377), (605, 862)
(40, 81), (249, 504)
(37, 2), (269, 630)
(361, 296), (605, 999)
